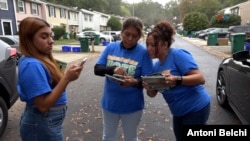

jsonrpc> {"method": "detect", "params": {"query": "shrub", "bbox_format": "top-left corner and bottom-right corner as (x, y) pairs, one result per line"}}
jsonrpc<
(183, 12), (209, 34)
(210, 14), (241, 28)
(107, 17), (121, 31)
(52, 26), (65, 40)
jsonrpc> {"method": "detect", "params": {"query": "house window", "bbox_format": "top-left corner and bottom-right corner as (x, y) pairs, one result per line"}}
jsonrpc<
(17, 0), (25, 13)
(49, 6), (55, 17)
(89, 15), (92, 22)
(0, 0), (7, 10)
(31, 3), (38, 15)
(84, 14), (87, 21)
(74, 13), (78, 21)
(68, 11), (70, 19)
(60, 8), (66, 18)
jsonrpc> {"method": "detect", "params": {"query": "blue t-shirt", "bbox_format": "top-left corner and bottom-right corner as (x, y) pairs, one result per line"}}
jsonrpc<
(152, 48), (211, 117)
(96, 41), (153, 114)
(17, 57), (67, 106)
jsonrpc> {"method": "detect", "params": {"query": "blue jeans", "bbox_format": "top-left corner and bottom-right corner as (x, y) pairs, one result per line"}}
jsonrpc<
(19, 105), (67, 141)
(173, 103), (210, 141)
(102, 109), (143, 141)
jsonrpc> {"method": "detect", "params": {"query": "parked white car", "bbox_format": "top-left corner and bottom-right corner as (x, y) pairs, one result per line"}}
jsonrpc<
(76, 31), (113, 43)
(0, 35), (21, 64)
(102, 31), (121, 41)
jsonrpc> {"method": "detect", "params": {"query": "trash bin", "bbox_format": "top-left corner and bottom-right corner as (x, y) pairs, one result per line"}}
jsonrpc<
(245, 43), (250, 51)
(61, 45), (71, 52)
(178, 30), (183, 35)
(94, 34), (100, 45)
(231, 33), (246, 54)
(207, 33), (218, 46)
(183, 30), (188, 37)
(79, 37), (89, 52)
(63, 32), (69, 39)
(191, 31), (196, 38)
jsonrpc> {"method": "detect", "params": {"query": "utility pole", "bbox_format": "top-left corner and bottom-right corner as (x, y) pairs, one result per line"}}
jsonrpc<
(132, 2), (134, 17)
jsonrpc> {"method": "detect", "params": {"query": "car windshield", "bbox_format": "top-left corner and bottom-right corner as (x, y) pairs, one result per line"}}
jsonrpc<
(13, 35), (19, 40)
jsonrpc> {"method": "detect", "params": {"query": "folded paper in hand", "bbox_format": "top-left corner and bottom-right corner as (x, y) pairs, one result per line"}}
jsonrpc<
(142, 70), (172, 90)
(105, 74), (126, 83)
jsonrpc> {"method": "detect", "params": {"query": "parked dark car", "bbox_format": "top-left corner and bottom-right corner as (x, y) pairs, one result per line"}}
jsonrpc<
(228, 25), (250, 42)
(216, 50), (250, 124)
(0, 40), (19, 137)
(196, 28), (216, 39)
(199, 28), (228, 40)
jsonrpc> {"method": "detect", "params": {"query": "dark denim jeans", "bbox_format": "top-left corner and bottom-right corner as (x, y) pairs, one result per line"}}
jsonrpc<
(173, 103), (210, 141)
(19, 105), (67, 141)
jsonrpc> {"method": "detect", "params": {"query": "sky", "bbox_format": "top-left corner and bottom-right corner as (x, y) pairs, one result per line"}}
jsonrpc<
(124, 0), (169, 6)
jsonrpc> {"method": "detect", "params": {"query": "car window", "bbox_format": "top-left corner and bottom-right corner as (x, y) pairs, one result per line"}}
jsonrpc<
(0, 37), (15, 45)
(230, 26), (250, 33)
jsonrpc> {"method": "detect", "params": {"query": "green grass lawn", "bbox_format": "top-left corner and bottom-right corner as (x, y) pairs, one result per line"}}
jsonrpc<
(54, 38), (79, 45)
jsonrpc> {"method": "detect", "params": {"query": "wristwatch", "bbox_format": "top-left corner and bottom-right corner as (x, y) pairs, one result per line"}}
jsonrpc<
(176, 76), (182, 85)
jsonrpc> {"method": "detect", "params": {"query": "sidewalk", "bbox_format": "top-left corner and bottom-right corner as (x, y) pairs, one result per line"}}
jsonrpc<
(181, 36), (231, 59)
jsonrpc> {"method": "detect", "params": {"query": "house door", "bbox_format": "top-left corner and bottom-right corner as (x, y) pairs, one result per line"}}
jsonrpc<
(2, 20), (12, 35)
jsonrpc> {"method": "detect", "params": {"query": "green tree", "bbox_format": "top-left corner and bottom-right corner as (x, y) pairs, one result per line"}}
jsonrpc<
(106, 0), (122, 15)
(134, 2), (165, 27)
(107, 17), (122, 31)
(218, 0), (248, 7)
(164, 1), (180, 25)
(183, 12), (209, 32)
(179, 0), (220, 20)
(120, 5), (131, 17)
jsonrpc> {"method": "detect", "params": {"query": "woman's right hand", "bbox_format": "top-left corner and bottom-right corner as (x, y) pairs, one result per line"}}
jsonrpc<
(64, 64), (83, 82)
(142, 81), (158, 97)
(114, 67), (127, 75)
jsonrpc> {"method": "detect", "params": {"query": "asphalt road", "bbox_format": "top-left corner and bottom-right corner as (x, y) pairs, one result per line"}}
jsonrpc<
(0, 36), (242, 141)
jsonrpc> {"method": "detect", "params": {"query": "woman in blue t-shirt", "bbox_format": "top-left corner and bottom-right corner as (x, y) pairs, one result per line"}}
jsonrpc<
(144, 20), (211, 141)
(94, 17), (153, 141)
(17, 17), (83, 141)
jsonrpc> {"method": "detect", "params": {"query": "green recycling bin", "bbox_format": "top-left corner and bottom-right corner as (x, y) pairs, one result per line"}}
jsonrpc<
(207, 33), (218, 46)
(191, 31), (196, 38)
(183, 30), (188, 37)
(79, 37), (89, 52)
(63, 32), (68, 39)
(94, 34), (100, 45)
(231, 33), (246, 54)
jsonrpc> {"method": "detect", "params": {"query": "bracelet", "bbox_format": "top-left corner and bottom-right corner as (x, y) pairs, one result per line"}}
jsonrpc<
(176, 76), (182, 85)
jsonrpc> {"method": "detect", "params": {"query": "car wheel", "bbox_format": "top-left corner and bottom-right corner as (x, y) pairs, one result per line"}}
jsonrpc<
(0, 97), (8, 137)
(216, 70), (229, 108)
(205, 35), (208, 40)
